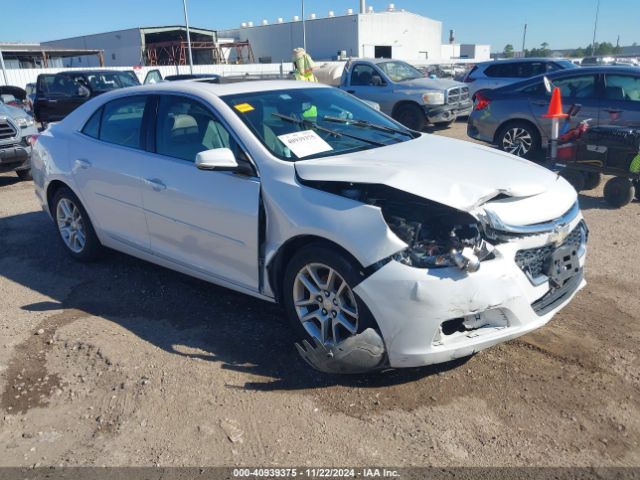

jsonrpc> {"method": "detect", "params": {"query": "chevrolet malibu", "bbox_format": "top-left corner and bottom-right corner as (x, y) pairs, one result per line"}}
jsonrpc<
(31, 81), (587, 373)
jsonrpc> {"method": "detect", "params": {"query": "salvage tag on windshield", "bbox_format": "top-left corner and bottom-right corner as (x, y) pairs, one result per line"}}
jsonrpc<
(277, 130), (333, 158)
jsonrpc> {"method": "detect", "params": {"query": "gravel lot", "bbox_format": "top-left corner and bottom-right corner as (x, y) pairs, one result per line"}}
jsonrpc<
(0, 120), (639, 468)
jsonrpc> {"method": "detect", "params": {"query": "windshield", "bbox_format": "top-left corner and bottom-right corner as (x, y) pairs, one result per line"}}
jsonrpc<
(378, 61), (424, 82)
(222, 87), (416, 161)
(84, 72), (140, 91)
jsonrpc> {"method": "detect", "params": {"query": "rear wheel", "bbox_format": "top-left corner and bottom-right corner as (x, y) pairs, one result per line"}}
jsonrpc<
(433, 119), (455, 128)
(393, 103), (425, 132)
(16, 169), (32, 181)
(52, 187), (103, 261)
(583, 172), (602, 190)
(560, 168), (585, 192)
(603, 177), (635, 208)
(496, 121), (540, 159)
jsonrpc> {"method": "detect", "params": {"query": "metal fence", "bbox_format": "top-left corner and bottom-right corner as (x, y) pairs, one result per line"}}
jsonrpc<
(1, 63), (294, 89)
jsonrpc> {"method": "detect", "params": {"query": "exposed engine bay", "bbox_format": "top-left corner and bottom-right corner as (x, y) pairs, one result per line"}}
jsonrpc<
(301, 181), (494, 271)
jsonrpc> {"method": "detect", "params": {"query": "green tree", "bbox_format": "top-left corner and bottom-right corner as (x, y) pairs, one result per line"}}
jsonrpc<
(572, 47), (586, 58)
(503, 44), (515, 58)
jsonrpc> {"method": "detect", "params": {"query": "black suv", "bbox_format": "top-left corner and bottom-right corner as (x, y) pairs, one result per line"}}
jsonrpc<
(34, 70), (140, 124)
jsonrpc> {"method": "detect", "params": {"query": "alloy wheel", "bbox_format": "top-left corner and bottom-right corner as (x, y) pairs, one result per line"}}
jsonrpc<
(293, 263), (359, 346)
(56, 198), (86, 253)
(502, 127), (533, 157)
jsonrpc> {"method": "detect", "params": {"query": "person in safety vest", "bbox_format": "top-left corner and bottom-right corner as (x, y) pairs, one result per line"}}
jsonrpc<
(292, 48), (318, 82)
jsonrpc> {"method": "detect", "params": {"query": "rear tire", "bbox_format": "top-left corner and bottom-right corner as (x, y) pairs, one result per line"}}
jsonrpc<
(560, 169), (585, 192)
(603, 177), (635, 208)
(52, 187), (103, 261)
(582, 172), (602, 191)
(496, 121), (540, 159)
(16, 169), (32, 181)
(433, 120), (455, 128)
(393, 103), (425, 132)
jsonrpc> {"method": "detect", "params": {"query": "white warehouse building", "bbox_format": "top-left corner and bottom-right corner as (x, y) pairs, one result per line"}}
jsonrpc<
(219, 3), (489, 64)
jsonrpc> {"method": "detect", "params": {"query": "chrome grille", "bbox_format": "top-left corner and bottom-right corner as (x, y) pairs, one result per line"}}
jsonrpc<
(447, 86), (470, 105)
(515, 222), (586, 280)
(0, 119), (17, 140)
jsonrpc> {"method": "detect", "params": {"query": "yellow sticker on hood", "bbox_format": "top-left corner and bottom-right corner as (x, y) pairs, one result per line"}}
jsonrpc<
(234, 103), (255, 113)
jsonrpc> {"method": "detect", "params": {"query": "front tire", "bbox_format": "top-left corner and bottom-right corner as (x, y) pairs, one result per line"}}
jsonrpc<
(393, 103), (425, 132)
(52, 187), (103, 261)
(16, 169), (32, 181)
(496, 121), (540, 159)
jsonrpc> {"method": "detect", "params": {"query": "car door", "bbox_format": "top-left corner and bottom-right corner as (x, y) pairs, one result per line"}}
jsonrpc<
(528, 73), (601, 139)
(599, 73), (640, 127)
(344, 63), (394, 114)
(139, 94), (261, 291)
(48, 75), (87, 121)
(71, 95), (151, 251)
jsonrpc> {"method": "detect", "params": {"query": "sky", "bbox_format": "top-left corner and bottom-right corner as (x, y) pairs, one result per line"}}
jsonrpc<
(1, 0), (638, 52)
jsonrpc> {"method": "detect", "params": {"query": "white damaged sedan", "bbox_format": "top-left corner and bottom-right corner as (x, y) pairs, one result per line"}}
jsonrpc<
(31, 80), (587, 373)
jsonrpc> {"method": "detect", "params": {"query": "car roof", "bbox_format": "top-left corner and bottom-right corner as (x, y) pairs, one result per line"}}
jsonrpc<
(111, 79), (329, 97)
(477, 58), (569, 67)
(355, 58), (408, 65)
(58, 69), (134, 75)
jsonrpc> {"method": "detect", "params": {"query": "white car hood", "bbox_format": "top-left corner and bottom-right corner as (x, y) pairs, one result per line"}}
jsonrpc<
(294, 134), (577, 227)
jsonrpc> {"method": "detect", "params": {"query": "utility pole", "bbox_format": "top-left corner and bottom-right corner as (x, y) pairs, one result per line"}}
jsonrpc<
(0, 48), (7, 86)
(301, 0), (307, 51)
(182, 0), (194, 74)
(521, 23), (527, 57)
(591, 0), (600, 55)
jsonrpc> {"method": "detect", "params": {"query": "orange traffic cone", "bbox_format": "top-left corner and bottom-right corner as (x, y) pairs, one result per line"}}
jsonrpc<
(542, 87), (568, 118)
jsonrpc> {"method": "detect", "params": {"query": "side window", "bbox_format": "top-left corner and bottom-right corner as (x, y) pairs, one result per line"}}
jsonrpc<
(522, 62), (546, 77)
(553, 75), (597, 99)
(605, 75), (640, 102)
(49, 76), (78, 96)
(82, 107), (102, 139)
(485, 63), (515, 78)
(351, 64), (378, 86)
(521, 82), (546, 96)
(99, 96), (147, 149)
(156, 95), (239, 163)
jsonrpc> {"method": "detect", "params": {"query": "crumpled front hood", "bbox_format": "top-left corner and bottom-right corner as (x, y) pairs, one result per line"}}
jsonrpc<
(295, 134), (577, 227)
(394, 77), (464, 91)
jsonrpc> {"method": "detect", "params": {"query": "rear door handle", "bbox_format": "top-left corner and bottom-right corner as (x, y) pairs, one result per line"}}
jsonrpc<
(532, 101), (549, 106)
(346, 90), (356, 94)
(145, 178), (167, 191)
(75, 158), (91, 169)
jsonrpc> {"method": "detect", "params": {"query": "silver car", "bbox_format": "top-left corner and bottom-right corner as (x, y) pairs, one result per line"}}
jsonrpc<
(463, 58), (579, 97)
(31, 81), (586, 373)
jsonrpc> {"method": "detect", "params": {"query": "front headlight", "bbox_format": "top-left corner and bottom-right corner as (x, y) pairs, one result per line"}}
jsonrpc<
(422, 91), (445, 105)
(15, 117), (35, 128)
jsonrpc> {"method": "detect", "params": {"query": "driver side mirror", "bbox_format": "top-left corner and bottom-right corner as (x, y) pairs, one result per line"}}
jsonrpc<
(195, 148), (239, 171)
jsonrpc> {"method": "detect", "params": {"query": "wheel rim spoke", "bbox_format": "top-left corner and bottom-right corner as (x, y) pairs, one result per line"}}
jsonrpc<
(293, 262), (359, 346)
(56, 198), (86, 253)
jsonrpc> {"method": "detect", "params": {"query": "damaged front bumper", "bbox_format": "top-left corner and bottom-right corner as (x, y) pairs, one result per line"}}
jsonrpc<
(353, 216), (587, 369)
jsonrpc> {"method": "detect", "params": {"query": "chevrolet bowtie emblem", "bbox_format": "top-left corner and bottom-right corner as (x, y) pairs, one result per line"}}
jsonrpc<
(549, 223), (571, 246)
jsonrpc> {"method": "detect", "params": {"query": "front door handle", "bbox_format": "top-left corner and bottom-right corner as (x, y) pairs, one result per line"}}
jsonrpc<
(75, 158), (91, 169)
(346, 90), (356, 94)
(145, 178), (167, 192)
(605, 108), (622, 113)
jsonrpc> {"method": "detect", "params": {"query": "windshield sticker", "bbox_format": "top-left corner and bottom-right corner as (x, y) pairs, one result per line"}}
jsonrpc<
(234, 103), (255, 113)
(277, 130), (333, 158)
(279, 94), (292, 100)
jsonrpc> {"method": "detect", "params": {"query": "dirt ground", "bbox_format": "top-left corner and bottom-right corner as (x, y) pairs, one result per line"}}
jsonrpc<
(0, 120), (639, 468)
